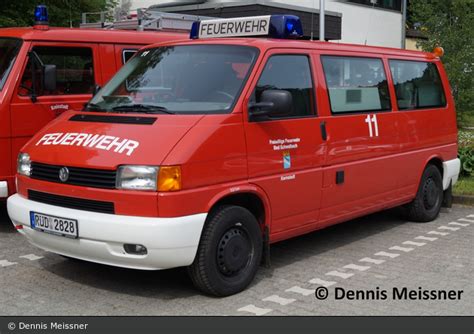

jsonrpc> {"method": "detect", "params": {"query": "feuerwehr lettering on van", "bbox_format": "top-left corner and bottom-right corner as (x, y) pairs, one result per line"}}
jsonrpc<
(198, 16), (270, 38)
(35, 133), (139, 156)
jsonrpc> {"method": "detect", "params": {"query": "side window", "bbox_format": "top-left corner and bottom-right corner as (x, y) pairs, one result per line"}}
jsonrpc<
(252, 55), (315, 119)
(19, 46), (94, 96)
(122, 49), (137, 64)
(322, 56), (391, 114)
(389, 60), (446, 110)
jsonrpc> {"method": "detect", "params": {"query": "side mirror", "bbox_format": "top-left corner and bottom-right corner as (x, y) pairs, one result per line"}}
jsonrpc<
(92, 84), (101, 96)
(248, 90), (293, 119)
(43, 64), (57, 92)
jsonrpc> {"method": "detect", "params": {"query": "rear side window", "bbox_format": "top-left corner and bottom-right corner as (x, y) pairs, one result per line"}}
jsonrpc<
(252, 55), (314, 119)
(389, 60), (446, 110)
(122, 49), (137, 64)
(19, 46), (94, 96)
(322, 56), (391, 114)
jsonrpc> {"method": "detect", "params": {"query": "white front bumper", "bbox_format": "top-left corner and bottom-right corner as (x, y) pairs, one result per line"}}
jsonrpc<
(7, 194), (207, 270)
(0, 181), (7, 198)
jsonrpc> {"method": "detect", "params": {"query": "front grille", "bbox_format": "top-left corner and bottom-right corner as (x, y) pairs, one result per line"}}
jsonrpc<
(28, 190), (115, 214)
(31, 162), (116, 189)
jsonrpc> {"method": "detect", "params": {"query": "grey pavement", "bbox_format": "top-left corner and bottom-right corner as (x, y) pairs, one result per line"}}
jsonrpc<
(0, 204), (473, 316)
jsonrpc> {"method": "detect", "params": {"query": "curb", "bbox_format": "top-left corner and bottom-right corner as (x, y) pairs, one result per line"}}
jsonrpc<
(453, 195), (474, 206)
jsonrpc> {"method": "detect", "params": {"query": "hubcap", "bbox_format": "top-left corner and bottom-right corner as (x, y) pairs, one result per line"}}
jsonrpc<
(423, 178), (439, 209)
(217, 227), (252, 276)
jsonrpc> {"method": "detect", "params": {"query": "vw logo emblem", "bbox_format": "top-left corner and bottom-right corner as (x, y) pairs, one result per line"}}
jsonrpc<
(59, 167), (70, 182)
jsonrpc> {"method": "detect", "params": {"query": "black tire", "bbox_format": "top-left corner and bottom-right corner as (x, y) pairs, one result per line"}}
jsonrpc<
(404, 164), (443, 222)
(188, 205), (262, 297)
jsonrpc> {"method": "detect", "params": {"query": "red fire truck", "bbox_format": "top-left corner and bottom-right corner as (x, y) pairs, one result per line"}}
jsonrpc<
(0, 6), (190, 199)
(8, 15), (460, 296)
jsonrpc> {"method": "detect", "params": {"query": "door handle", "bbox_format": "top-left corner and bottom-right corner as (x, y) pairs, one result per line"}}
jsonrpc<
(320, 121), (327, 141)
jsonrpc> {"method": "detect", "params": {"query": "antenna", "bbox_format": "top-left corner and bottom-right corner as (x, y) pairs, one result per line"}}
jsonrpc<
(69, 1), (73, 28)
(310, 0), (315, 40)
(364, 0), (377, 45)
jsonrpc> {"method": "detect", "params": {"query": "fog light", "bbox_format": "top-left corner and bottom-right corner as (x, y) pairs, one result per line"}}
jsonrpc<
(124, 244), (147, 255)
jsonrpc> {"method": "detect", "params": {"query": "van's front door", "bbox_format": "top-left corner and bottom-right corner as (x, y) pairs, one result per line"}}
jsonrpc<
(9, 43), (98, 171)
(244, 50), (324, 239)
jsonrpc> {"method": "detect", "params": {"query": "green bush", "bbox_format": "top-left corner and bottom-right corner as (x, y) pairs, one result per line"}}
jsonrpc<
(458, 130), (474, 146)
(458, 146), (474, 177)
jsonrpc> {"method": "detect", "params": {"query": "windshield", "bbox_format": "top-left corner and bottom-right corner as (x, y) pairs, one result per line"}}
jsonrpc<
(88, 45), (258, 114)
(0, 38), (22, 91)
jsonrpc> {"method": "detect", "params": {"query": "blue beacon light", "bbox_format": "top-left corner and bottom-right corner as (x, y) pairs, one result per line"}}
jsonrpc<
(34, 5), (49, 26)
(269, 15), (304, 39)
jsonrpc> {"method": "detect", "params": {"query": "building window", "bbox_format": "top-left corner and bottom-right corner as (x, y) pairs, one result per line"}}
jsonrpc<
(346, 0), (402, 12)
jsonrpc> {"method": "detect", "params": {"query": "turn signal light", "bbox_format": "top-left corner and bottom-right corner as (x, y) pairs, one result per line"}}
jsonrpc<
(433, 46), (444, 57)
(157, 166), (182, 192)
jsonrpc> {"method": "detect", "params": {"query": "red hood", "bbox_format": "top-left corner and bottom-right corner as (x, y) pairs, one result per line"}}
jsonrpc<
(23, 111), (203, 169)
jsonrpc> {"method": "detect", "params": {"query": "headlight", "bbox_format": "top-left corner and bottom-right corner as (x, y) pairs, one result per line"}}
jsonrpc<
(17, 153), (32, 176)
(116, 165), (158, 191)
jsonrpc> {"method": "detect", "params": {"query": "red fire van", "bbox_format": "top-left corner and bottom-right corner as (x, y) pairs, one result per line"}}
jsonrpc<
(0, 7), (185, 199)
(8, 15), (460, 296)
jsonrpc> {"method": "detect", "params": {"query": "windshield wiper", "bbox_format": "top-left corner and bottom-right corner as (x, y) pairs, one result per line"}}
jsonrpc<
(84, 102), (106, 112)
(112, 104), (175, 114)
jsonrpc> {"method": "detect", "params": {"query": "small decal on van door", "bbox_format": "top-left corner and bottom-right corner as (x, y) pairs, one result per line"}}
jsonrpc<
(50, 104), (69, 111)
(283, 151), (291, 169)
(269, 138), (300, 151)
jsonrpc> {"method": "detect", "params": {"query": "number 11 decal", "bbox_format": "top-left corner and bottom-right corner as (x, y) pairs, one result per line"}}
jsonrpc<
(365, 114), (379, 137)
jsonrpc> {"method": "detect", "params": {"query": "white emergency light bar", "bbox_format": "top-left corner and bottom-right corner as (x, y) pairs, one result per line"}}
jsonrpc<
(190, 15), (304, 39)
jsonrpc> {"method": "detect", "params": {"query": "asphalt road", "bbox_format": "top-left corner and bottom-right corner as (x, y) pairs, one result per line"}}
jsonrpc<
(0, 204), (472, 316)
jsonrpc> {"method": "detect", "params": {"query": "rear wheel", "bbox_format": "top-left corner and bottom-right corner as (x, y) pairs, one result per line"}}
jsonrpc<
(188, 205), (262, 297)
(404, 164), (443, 222)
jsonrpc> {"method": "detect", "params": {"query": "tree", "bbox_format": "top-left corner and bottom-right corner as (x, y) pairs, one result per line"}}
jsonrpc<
(0, 0), (118, 28)
(116, 0), (132, 21)
(410, 0), (474, 125)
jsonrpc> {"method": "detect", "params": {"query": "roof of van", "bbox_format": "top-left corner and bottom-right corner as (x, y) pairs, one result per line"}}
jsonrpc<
(0, 27), (187, 45)
(145, 38), (437, 60)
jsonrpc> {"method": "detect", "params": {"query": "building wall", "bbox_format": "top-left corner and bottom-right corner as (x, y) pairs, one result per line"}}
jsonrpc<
(123, 0), (403, 48)
(324, 1), (402, 48)
(405, 38), (422, 51)
(258, 0), (403, 47)
(122, 0), (156, 10)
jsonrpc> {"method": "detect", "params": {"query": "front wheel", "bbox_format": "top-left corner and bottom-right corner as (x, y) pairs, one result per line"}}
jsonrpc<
(188, 205), (262, 296)
(404, 164), (443, 222)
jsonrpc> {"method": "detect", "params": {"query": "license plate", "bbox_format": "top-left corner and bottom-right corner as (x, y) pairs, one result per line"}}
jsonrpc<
(30, 212), (78, 239)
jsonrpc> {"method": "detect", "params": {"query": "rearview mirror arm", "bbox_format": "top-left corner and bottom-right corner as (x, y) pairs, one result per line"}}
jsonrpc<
(248, 102), (274, 117)
(27, 51), (44, 103)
